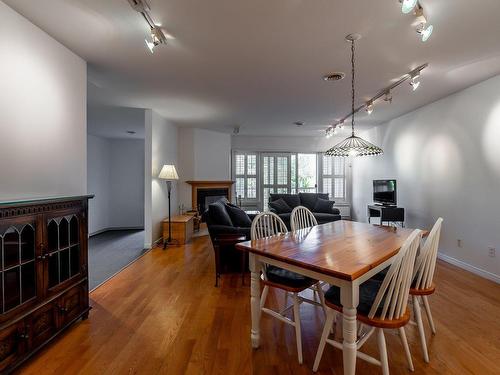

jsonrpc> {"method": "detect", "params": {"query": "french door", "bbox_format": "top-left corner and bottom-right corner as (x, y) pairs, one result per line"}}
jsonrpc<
(261, 153), (291, 210)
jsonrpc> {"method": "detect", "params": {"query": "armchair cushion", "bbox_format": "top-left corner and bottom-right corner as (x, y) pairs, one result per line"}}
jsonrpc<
(208, 200), (233, 227)
(225, 204), (252, 228)
(269, 198), (292, 214)
(313, 198), (336, 214)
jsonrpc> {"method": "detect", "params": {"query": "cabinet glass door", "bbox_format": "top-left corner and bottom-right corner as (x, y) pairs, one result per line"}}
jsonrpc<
(46, 215), (81, 289)
(0, 224), (36, 313)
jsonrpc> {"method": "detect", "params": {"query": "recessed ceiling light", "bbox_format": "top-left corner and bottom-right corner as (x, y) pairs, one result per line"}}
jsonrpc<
(126, 130), (136, 135)
(294, 121), (305, 127)
(323, 72), (345, 82)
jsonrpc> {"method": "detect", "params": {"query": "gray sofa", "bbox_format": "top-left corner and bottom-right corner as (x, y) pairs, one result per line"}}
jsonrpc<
(268, 193), (341, 229)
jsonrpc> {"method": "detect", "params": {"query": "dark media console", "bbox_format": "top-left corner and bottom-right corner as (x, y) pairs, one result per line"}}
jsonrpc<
(367, 204), (405, 227)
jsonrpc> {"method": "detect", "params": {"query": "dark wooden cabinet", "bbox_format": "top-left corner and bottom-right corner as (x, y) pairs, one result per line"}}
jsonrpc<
(0, 196), (92, 373)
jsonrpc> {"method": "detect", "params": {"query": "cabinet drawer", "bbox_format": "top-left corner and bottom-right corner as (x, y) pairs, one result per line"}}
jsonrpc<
(58, 284), (87, 327)
(0, 322), (26, 373)
(27, 302), (59, 350)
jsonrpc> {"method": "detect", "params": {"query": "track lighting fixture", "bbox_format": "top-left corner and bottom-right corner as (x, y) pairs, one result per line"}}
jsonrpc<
(128, 0), (172, 53)
(323, 63), (428, 138)
(366, 101), (374, 115)
(400, 0), (418, 14)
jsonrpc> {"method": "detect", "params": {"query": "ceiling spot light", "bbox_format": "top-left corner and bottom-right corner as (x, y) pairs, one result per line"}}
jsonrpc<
(418, 24), (433, 42)
(401, 0), (418, 14)
(384, 90), (393, 104)
(366, 101), (374, 115)
(414, 5), (433, 42)
(338, 120), (345, 130)
(145, 26), (167, 53)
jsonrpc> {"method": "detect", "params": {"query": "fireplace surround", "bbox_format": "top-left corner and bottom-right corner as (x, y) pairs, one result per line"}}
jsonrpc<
(186, 181), (235, 213)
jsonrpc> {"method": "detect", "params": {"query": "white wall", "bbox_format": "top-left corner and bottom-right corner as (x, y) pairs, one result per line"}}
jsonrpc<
(231, 134), (345, 153)
(87, 135), (111, 233)
(0, 2), (87, 200)
(144, 110), (179, 247)
(109, 139), (145, 228)
(352, 74), (500, 282)
(87, 135), (144, 235)
(177, 128), (232, 210)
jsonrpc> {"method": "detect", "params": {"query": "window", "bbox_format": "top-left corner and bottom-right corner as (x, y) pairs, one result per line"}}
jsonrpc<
(233, 152), (258, 201)
(321, 155), (346, 201)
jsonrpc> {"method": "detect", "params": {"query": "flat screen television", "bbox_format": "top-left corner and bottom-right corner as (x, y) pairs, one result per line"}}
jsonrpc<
(373, 180), (397, 206)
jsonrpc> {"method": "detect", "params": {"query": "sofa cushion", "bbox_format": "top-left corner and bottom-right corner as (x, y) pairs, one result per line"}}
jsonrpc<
(299, 193), (329, 211)
(266, 265), (317, 289)
(269, 194), (301, 209)
(208, 200), (233, 227)
(314, 198), (336, 214)
(269, 198), (292, 214)
(225, 204), (252, 227)
(325, 278), (386, 316)
(313, 213), (340, 224)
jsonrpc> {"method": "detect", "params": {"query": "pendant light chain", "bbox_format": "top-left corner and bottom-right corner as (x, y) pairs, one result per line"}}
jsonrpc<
(325, 33), (383, 157)
(351, 39), (355, 137)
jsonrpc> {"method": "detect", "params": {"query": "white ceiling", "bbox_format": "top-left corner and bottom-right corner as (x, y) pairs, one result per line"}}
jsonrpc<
(5, 0), (500, 136)
(87, 103), (145, 139)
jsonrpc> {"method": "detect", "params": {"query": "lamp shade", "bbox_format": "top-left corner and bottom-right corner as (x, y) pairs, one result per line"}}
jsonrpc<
(158, 165), (179, 180)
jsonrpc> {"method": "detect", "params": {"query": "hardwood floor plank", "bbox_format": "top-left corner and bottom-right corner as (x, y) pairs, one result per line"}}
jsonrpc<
(16, 236), (500, 375)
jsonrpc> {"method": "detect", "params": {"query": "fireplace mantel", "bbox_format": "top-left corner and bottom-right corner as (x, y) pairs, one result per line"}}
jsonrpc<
(186, 180), (235, 212)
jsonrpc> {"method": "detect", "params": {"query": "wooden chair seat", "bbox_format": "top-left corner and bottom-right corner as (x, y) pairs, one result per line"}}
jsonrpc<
(410, 283), (435, 296)
(326, 300), (411, 329)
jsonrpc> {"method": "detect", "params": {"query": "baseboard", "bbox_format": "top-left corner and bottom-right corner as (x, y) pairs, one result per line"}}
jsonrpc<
(438, 252), (500, 284)
(89, 226), (144, 237)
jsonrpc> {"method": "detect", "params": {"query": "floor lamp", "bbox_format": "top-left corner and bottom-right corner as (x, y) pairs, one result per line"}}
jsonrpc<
(158, 164), (179, 249)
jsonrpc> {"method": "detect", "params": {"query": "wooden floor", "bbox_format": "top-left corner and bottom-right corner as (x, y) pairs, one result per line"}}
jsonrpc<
(17, 236), (500, 374)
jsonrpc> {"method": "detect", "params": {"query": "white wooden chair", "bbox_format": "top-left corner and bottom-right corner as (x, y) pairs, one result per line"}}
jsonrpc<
(290, 206), (326, 311)
(290, 205), (318, 231)
(313, 229), (422, 374)
(410, 217), (443, 363)
(251, 212), (320, 364)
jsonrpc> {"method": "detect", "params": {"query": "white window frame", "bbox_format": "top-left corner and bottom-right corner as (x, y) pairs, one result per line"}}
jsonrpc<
(318, 153), (351, 204)
(232, 151), (259, 207)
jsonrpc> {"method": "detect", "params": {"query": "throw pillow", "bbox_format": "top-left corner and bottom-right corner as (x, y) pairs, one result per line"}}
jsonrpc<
(313, 198), (335, 214)
(269, 198), (292, 214)
(225, 204), (252, 227)
(208, 201), (233, 226)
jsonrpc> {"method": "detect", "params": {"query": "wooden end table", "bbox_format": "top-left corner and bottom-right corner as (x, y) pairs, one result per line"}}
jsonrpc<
(213, 234), (247, 287)
(162, 215), (194, 248)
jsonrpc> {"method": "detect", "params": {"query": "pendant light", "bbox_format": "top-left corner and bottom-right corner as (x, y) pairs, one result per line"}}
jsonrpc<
(325, 34), (383, 157)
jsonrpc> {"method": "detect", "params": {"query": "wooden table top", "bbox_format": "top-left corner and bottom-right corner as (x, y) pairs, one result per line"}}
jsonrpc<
(162, 215), (194, 223)
(236, 220), (416, 281)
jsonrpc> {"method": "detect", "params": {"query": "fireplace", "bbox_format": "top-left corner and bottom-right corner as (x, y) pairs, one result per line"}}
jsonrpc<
(197, 188), (229, 213)
(186, 180), (235, 213)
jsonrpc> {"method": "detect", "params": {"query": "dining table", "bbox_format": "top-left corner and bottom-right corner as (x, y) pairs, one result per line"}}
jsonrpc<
(236, 220), (416, 375)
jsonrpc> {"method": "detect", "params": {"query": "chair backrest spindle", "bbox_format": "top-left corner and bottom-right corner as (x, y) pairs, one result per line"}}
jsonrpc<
(369, 229), (422, 321)
(251, 212), (288, 241)
(290, 206), (318, 231)
(413, 218), (443, 290)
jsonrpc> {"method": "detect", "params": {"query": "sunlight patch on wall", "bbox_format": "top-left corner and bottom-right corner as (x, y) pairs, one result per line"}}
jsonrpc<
(482, 101), (500, 177)
(421, 134), (463, 191)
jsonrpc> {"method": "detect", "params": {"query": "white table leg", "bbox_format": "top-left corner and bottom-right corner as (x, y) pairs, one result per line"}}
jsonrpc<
(249, 253), (261, 348)
(341, 282), (359, 375)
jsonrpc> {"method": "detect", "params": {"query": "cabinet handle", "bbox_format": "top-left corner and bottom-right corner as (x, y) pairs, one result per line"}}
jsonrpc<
(18, 333), (29, 340)
(59, 306), (68, 313)
(36, 254), (46, 260)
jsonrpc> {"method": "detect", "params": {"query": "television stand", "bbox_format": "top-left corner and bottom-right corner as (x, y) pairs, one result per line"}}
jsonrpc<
(367, 204), (405, 227)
